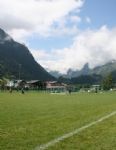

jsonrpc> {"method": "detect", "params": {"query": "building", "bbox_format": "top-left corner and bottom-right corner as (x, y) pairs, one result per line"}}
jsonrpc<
(6, 80), (26, 89)
(26, 80), (46, 90)
(46, 81), (66, 93)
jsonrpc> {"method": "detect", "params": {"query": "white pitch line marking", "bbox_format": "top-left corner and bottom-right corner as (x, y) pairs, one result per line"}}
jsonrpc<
(34, 111), (116, 150)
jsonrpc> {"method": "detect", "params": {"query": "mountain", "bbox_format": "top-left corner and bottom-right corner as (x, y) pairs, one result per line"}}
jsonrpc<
(71, 74), (102, 85)
(89, 60), (116, 76)
(49, 61), (116, 85)
(68, 63), (90, 78)
(50, 63), (91, 78)
(0, 28), (55, 80)
(67, 61), (116, 78)
(50, 61), (116, 79)
(70, 61), (116, 85)
(49, 70), (62, 78)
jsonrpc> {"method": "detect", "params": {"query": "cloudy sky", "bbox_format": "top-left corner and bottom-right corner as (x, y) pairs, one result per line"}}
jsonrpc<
(0, 0), (116, 73)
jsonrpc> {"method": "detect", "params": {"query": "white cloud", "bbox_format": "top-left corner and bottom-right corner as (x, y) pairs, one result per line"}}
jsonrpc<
(70, 15), (81, 23)
(2, 0), (116, 74)
(0, 0), (84, 41)
(31, 26), (116, 73)
(85, 17), (91, 24)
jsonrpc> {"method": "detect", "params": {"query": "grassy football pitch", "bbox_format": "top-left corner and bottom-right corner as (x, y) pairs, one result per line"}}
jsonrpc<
(0, 91), (116, 150)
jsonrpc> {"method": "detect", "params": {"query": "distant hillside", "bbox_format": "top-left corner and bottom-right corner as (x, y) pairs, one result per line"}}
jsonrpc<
(50, 61), (116, 84)
(49, 71), (62, 78)
(50, 61), (116, 79)
(89, 61), (116, 76)
(65, 63), (90, 78)
(71, 74), (102, 85)
(0, 28), (55, 80)
(49, 63), (91, 79)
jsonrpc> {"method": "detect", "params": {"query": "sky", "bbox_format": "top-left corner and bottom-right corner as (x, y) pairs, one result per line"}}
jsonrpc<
(0, 0), (116, 73)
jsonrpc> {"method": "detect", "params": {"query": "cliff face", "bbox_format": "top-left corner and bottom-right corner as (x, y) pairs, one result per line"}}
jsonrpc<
(0, 28), (54, 80)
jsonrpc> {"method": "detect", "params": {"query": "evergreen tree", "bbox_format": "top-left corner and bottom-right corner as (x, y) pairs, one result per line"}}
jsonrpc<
(102, 74), (113, 90)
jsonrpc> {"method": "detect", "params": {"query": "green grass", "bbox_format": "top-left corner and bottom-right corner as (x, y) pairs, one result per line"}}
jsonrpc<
(0, 91), (116, 150)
